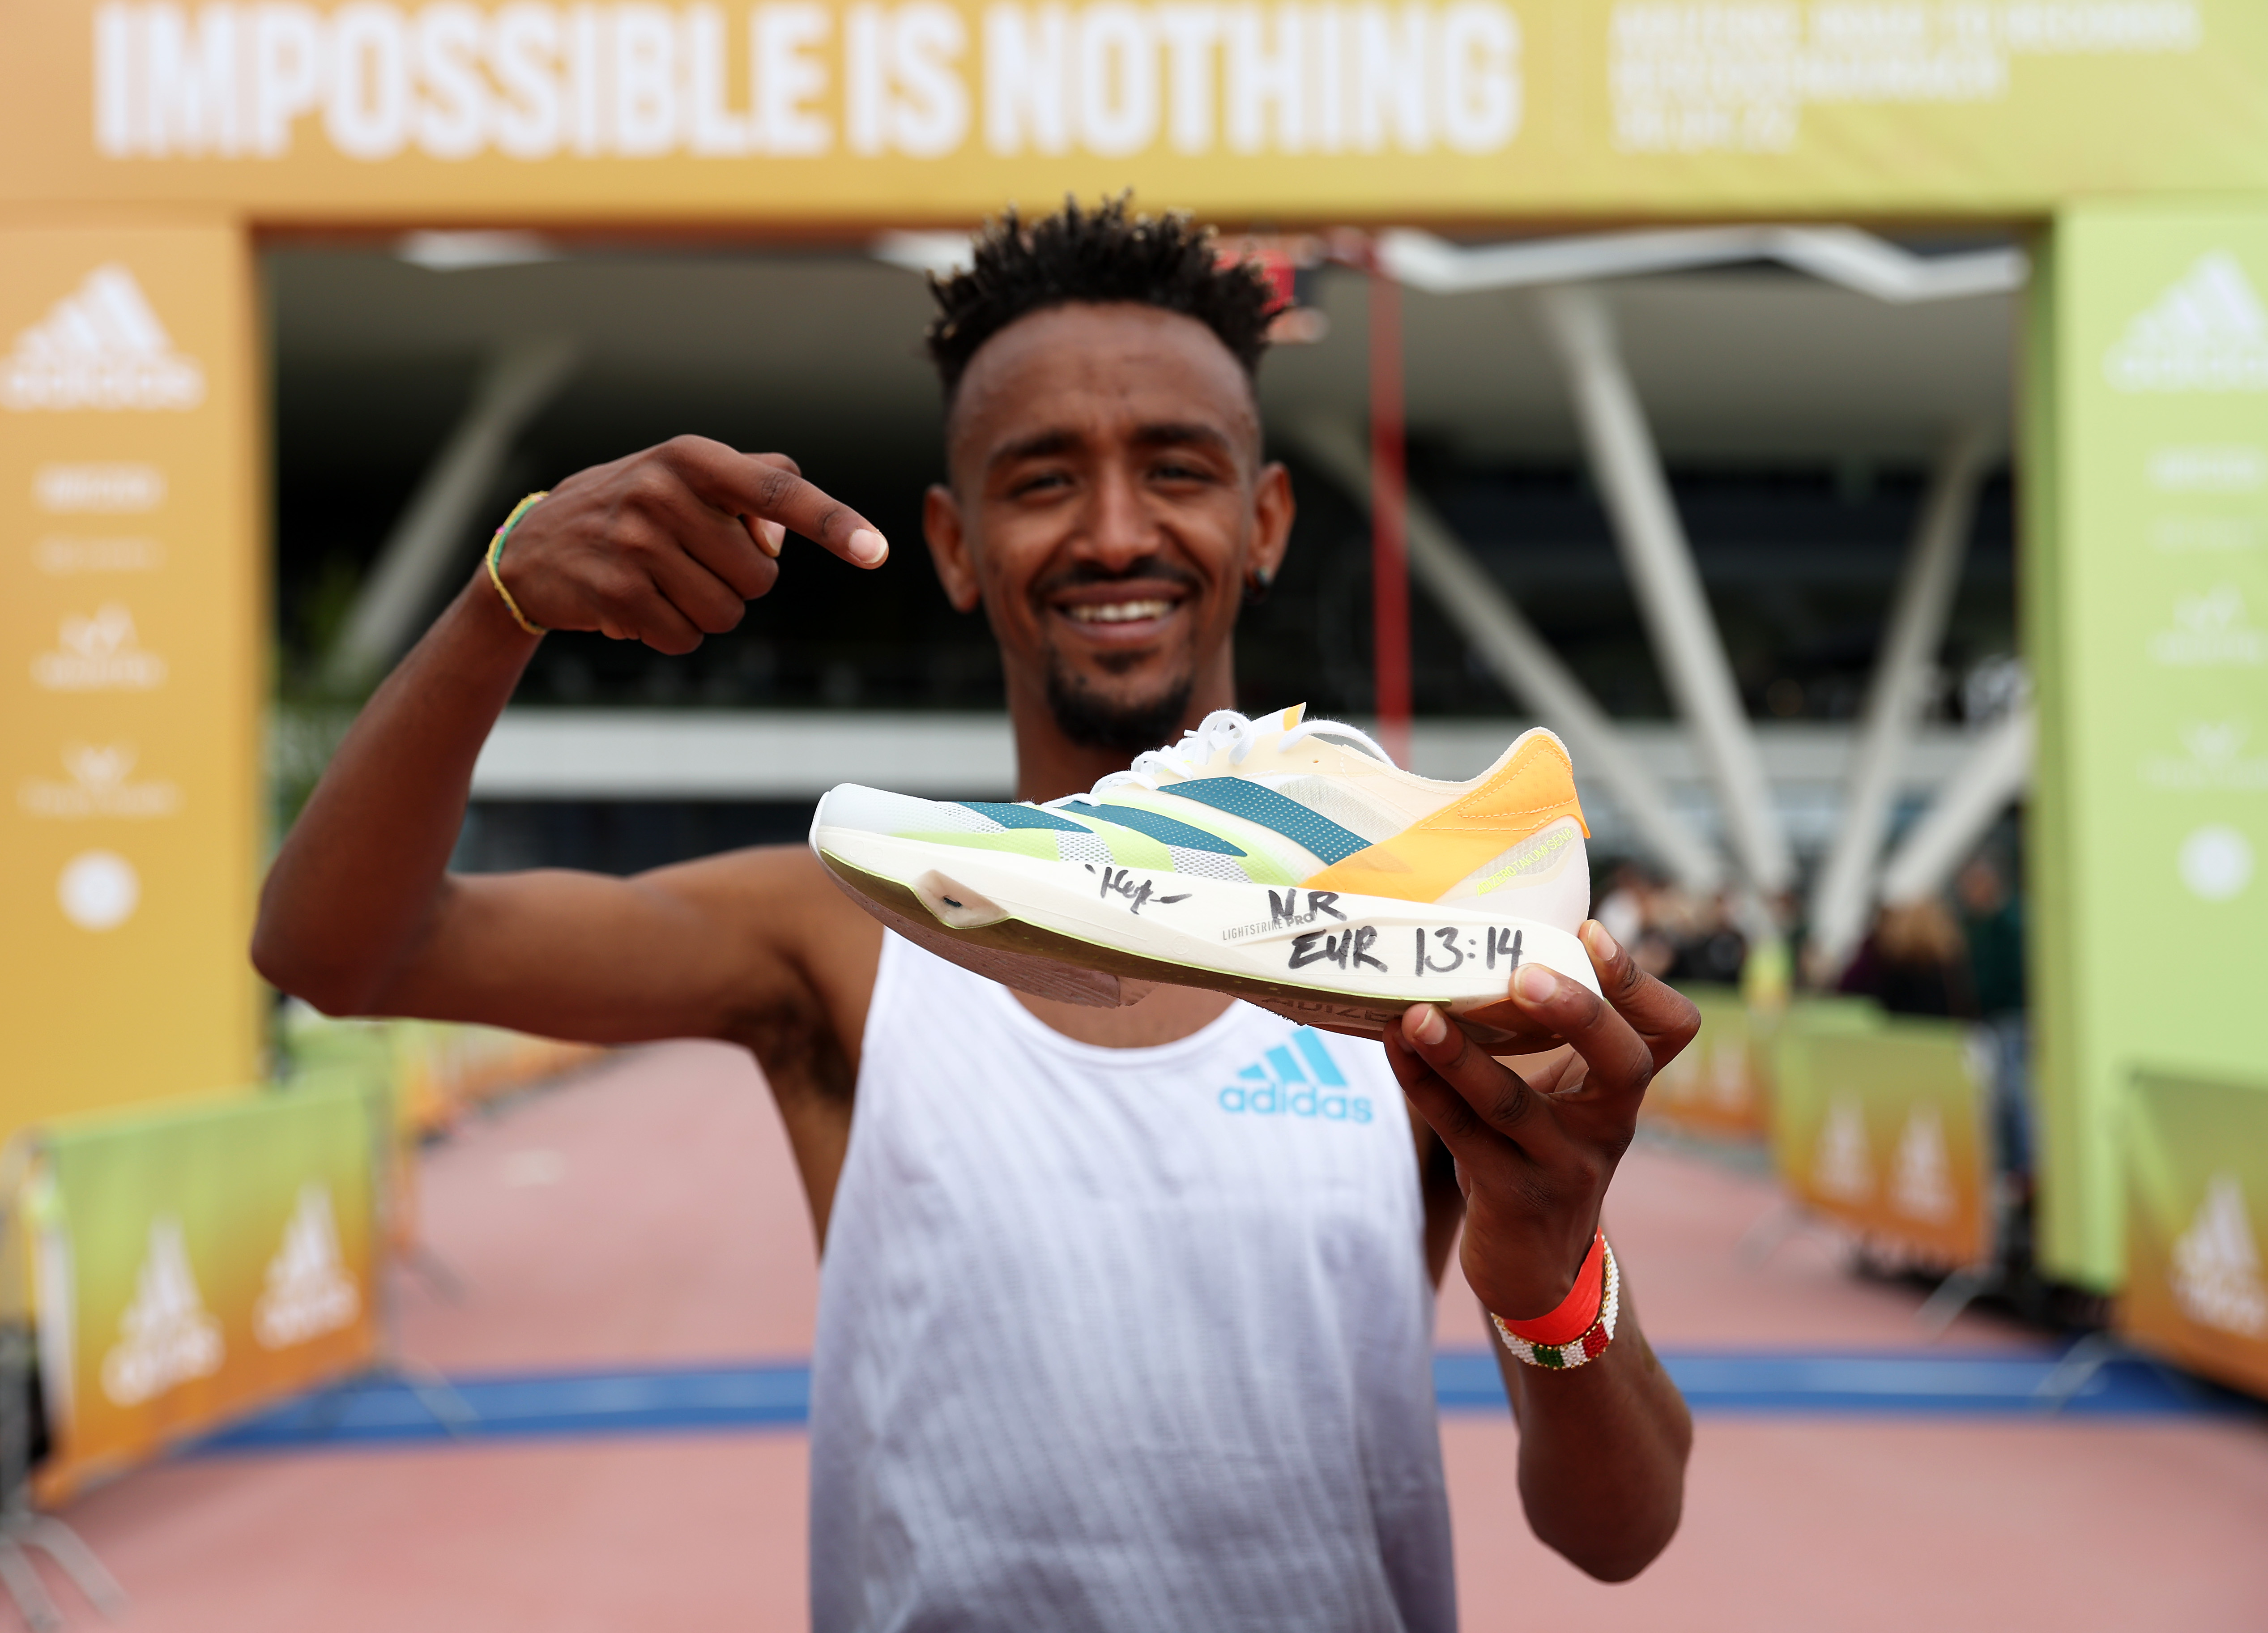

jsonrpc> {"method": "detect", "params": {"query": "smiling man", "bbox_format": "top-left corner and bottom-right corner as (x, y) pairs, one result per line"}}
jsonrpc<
(921, 251), (1290, 769)
(255, 199), (1692, 1630)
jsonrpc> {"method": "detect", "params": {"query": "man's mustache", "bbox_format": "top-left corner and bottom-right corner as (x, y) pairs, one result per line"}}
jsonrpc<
(1032, 557), (1206, 599)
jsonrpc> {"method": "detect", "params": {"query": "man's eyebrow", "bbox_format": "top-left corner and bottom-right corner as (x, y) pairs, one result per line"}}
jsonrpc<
(1130, 421), (1235, 455)
(985, 420), (1240, 473)
(989, 428), (1083, 469)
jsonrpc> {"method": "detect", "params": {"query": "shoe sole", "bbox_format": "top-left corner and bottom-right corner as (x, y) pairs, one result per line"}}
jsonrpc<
(813, 829), (1599, 1041)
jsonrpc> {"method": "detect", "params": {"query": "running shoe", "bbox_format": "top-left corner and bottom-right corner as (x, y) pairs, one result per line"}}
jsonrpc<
(810, 707), (1599, 1040)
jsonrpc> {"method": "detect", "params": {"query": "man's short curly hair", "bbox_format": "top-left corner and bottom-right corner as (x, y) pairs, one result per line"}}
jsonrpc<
(925, 197), (1276, 398)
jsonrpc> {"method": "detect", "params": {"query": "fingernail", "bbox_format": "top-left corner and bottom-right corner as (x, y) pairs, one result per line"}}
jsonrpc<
(1406, 1005), (1448, 1046)
(1515, 964), (1559, 1004)
(758, 520), (785, 558)
(1582, 920), (1619, 962)
(848, 528), (888, 566)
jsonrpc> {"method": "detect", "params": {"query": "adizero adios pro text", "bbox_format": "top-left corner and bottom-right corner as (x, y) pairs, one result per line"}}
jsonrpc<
(810, 706), (1599, 1040)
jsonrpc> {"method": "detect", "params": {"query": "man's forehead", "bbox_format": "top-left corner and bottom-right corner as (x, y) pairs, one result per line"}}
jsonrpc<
(946, 302), (1261, 465)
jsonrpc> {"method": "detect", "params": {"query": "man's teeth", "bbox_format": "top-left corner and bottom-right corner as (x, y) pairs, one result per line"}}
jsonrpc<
(1068, 600), (1174, 624)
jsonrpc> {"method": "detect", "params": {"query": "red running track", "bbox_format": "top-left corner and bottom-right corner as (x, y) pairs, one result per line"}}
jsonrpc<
(53, 1041), (2268, 1631)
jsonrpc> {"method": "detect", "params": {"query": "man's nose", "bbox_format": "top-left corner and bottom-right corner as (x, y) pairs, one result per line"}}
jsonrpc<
(1076, 463), (1154, 571)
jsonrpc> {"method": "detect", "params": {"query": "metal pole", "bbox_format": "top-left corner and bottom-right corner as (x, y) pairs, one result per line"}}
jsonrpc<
(1288, 417), (1726, 894)
(1535, 284), (1796, 899)
(1809, 426), (1995, 976)
(324, 337), (579, 693)
(1368, 264), (1413, 767)
(1880, 704), (2034, 905)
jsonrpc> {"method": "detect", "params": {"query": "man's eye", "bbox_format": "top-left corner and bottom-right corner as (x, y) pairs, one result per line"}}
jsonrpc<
(1152, 461), (1211, 483)
(1011, 470), (1071, 497)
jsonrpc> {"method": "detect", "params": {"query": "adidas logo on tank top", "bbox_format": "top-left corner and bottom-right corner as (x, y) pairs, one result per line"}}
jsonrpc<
(1215, 1025), (1376, 1122)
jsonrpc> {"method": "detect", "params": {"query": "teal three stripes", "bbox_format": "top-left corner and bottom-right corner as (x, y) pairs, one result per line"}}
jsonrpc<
(1062, 801), (1247, 857)
(1159, 778), (1370, 865)
(958, 802), (1088, 831)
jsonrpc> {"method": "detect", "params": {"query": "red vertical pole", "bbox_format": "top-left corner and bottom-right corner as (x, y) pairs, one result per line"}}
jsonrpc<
(1368, 260), (1413, 768)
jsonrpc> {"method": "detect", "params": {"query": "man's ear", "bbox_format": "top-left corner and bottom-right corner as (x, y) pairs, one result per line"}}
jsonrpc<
(922, 483), (983, 613)
(1249, 460), (1296, 587)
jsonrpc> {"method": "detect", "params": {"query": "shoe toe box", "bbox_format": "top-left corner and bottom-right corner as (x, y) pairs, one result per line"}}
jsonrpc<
(812, 784), (1003, 841)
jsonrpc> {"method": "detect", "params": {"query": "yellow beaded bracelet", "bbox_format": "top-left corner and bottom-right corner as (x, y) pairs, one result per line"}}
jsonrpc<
(485, 490), (550, 635)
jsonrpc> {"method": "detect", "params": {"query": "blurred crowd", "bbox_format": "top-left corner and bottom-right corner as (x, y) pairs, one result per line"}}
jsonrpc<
(1591, 851), (2024, 1024)
(1596, 848), (2032, 1178)
(1593, 866), (1750, 989)
(1834, 858), (2025, 1024)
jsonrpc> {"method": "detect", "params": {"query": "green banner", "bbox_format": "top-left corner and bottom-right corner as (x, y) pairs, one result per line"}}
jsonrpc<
(2125, 1068), (2268, 1396)
(1770, 1006), (1995, 1269)
(1647, 985), (1770, 1139)
(279, 1004), (603, 1137)
(28, 1081), (379, 1496)
(2028, 202), (2268, 1290)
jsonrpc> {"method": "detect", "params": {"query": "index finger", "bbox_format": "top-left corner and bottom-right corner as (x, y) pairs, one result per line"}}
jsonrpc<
(667, 440), (888, 568)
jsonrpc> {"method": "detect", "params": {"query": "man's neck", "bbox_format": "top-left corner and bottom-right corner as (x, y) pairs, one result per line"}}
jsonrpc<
(1008, 659), (1238, 803)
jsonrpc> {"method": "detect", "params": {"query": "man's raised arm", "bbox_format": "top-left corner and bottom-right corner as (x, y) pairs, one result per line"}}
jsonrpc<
(253, 436), (887, 1041)
(1386, 927), (1698, 1582)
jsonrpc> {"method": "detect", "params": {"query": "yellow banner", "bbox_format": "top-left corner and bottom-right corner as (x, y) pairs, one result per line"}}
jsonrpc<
(0, 223), (261, 1139)
(2, 2), (2264, 224)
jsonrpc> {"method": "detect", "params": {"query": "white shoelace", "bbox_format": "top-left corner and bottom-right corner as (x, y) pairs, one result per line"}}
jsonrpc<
(1056, 709), (1392, 806)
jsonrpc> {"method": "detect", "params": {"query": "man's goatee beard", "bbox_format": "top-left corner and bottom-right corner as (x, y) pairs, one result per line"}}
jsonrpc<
(1045, 665), (1196, 758)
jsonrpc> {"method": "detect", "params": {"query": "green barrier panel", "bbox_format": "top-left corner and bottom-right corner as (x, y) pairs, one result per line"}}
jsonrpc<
(1647, 985), (1769, 1140)
(275, 1008), (603, 1281)
(1777, 995), (1886, 1036)
(1770, 1007), (1995, 1272)
(2125, 1068), (2268, 1398)
(1646, 990), (1880, 1143)
(278, 1005), (602, 1137)
(24, 1080), (380, 1499)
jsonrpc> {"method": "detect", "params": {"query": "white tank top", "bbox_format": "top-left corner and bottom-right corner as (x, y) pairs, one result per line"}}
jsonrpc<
(809, 933), (1456, 1633)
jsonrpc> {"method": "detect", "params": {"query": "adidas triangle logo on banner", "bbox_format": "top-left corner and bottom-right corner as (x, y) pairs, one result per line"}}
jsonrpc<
(1, 264), (206, 413)
(2171, 1173), (2268, 1338)
(253, 1183), (363, 1349)
(2106, 251), (2268, 393)
(99, 1216), (225, 1407)
(1812, 1096), (1872, 1204)
(1888, 1105), (1957, 1224)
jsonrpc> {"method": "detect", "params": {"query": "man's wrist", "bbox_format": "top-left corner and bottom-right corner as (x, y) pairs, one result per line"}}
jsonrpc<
(1490, 1235), (1620, 1370)
(484, 490), (551, 636)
